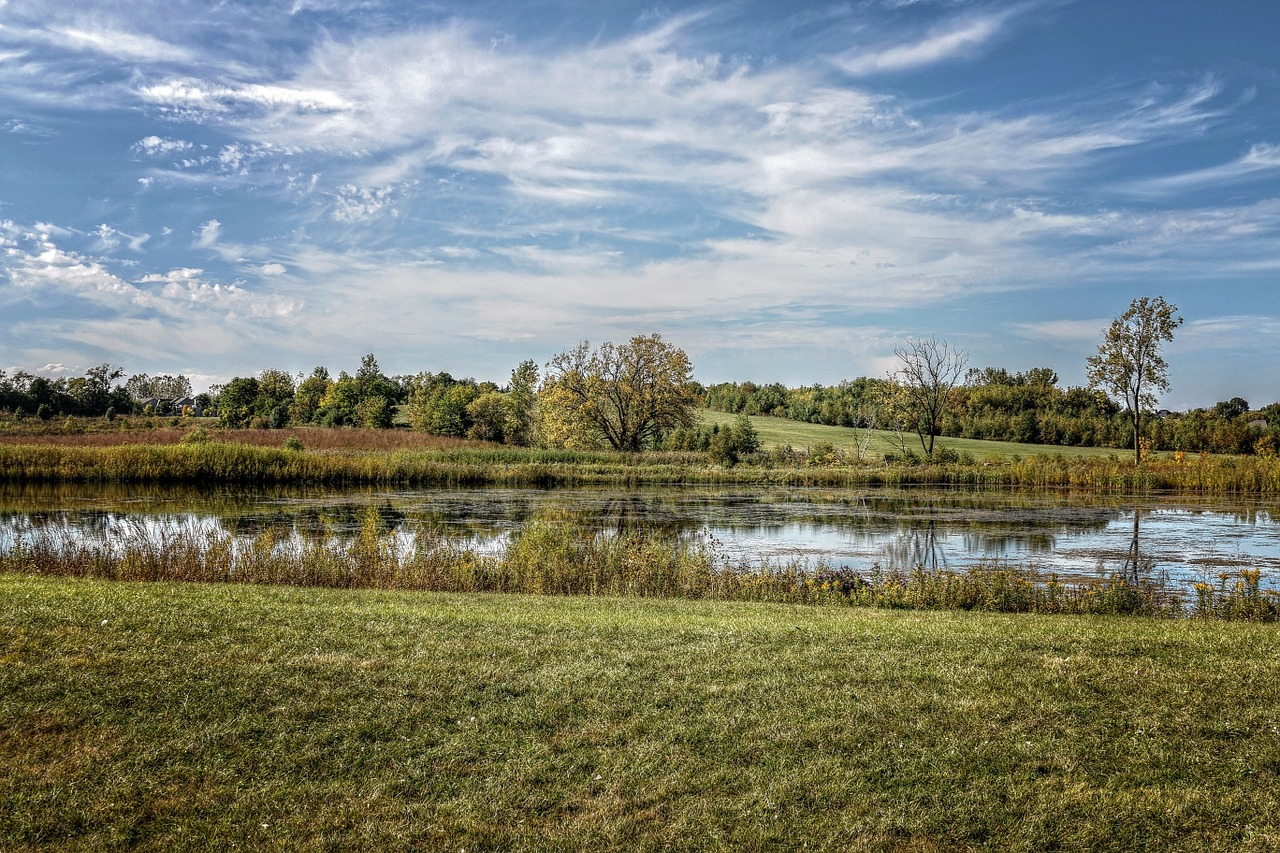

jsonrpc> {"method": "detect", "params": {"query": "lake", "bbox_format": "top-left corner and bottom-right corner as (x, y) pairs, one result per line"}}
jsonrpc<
(2, 482), (1278, 590)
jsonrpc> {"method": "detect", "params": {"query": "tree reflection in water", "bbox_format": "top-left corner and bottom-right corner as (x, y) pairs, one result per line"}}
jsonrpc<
(1, 484), (1278, 591)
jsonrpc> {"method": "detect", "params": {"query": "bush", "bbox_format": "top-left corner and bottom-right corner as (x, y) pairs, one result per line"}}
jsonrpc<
(180, 427), (212, 445)
(933, 446), (960, 464)
(884, 448), (920, 465)
(807, 442), (843, 467)
(707, 430), (739, 467)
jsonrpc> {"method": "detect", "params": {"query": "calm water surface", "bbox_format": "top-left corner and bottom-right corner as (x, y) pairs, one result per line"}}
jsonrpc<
(3, 482), (1279, 589)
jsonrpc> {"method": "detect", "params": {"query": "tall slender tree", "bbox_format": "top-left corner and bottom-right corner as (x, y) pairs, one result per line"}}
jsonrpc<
(1086, 296), (1182, 463)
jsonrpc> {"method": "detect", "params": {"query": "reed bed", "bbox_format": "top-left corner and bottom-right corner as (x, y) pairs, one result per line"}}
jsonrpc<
(0, 423), (479, 451)
(5, 514), (1277, 620)
(4, 440), (1280, 492)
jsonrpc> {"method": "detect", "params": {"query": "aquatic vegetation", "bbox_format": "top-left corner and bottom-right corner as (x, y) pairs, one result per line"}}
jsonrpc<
(1192, 567), (1280, 621)
(5, 515), (1270, 620)
(4, 437), (1280, 491)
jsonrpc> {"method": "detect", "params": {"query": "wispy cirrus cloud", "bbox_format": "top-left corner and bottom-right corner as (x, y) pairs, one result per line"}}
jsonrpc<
(833, 12), (1010, 76)
(1124, 142), (1280, 195)
(3, 1), (1280, 402)
(138, 79), (351, 116)
(45, 25), (196, 64)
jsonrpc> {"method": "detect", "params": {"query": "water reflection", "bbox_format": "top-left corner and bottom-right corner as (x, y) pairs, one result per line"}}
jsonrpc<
(1122, 507), (1143, 584)
(2, 482), (1279, 590)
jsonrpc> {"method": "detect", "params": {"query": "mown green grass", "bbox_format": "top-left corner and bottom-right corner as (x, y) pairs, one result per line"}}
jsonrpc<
(698, 409), (1132, 460)
(3, 575), (1279, 851)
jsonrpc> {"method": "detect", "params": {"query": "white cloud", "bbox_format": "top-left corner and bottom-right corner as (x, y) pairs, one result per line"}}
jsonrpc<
(834, 12), (1010, 76)
(1010, 318), (1109, 346)
(93, 223), (119, 250)
(1, 224), (301, 332)
(138, 79), (351, 116)
(2, 118), (53, 136)
(1179, 315), (1280, 350)
(330, 184), (399, 222)
(1125, 142), (1280, 195)
(194, 220), (222, 248)
(132, 136), (194, 156)
(47, 25), (195, 64)
(4, 4), (1279, 401)
(140, 268), (205, 285)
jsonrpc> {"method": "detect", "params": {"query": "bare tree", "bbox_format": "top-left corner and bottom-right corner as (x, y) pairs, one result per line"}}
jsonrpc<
(889, 337), (968, 460)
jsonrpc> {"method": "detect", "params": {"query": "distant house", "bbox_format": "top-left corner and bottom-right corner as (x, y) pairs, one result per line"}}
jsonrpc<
(135, 396), (203, 416)
(172, 397), (203, 417)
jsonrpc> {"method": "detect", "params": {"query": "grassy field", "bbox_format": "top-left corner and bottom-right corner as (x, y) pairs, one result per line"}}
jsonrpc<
(698, 409), (1132, 461)
(3, 575), (1279, 851)
(4, 413), (1280, 493)
(6, 411), (1128, 461)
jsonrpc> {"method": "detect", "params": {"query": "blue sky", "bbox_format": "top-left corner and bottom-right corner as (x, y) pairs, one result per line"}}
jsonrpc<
(2, 0), (1278, 408)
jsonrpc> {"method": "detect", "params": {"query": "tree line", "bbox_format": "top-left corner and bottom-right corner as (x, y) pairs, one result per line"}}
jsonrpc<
(4, 299), (1277, 458)
(702, 372), (1279, 456)
(702, 298), (1278, 459)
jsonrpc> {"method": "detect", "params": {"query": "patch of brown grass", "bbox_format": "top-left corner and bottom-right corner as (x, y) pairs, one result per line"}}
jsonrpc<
(0, 422), (483, 451)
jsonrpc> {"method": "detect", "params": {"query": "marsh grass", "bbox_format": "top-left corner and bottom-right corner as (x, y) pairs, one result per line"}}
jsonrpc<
(7, 513), (1271, 620)
(3, 575), (1279, 851)
(0, 421), (480, 450)
(1192, 568), (1280, 621)
(4, 438), (1280, 493)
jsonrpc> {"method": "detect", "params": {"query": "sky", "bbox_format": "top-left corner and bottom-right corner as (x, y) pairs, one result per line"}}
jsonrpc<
(2, 0), (1279, 409)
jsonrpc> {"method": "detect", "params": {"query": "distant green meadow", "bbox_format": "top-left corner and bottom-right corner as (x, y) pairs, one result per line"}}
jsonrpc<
(3, 576), (1278, 851)
(2, 419), (1279, 492)
(697, 409), (1151, 461)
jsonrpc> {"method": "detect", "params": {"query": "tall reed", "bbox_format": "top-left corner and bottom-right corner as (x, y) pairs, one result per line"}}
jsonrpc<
(4, 441), (1280, 492)
(7, 515), (1275, 620)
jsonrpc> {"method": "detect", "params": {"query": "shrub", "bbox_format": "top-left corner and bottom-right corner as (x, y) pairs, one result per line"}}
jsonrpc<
(933, 445), (960, 464)
(180, 427), (213, 445)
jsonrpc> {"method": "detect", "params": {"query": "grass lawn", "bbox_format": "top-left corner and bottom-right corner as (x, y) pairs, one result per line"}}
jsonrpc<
(699, 409), (1132, 461)
(4, 575), (1279, 851)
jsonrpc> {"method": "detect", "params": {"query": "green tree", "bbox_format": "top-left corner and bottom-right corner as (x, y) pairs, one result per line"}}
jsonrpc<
(67, 364), (126, 415)
(708, 415), (762, 467)
(503, 360), (539, 446)
(290, 367), (332, 425)
(1213, 397), (1250, 420)
(889, 337), (968, 460)
(217, 377), (260, 428)
(542, 334), (697, 452)
(1086, 296), (1183, 463)
(354, 353), (399, 403)
(466, 390), (510, 442)
(354, 395), (393, 429)
(406, 374), (482, 436)
(257, 369), (296, 428)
